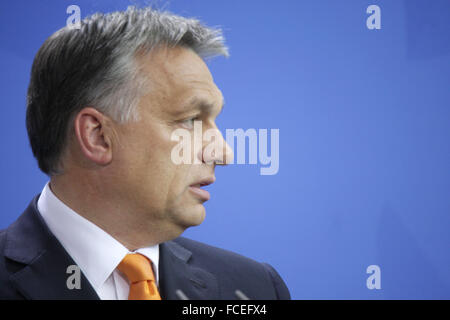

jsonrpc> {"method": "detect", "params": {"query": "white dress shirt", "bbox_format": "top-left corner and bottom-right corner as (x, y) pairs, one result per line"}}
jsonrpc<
(36, 181), (160, 300)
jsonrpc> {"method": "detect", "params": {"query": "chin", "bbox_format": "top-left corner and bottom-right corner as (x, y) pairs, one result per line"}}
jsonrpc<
(180, 204), (206, 228)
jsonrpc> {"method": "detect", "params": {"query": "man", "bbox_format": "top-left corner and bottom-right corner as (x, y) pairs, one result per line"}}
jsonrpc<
(0, 7), (290, 300)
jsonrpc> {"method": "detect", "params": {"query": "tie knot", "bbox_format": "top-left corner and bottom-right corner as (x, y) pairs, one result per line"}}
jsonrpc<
(118, 253), (156, 283)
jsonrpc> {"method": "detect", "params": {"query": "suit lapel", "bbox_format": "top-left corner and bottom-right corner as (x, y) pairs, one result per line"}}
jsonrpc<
(4, 194), (99, 300)
(159, 240), (219, 300)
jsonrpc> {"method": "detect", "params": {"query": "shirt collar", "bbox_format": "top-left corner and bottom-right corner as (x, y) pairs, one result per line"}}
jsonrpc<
(37, 181), (159, 291)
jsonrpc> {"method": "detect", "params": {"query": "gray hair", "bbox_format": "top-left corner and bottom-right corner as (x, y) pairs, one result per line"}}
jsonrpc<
(26, 6), (228, 176)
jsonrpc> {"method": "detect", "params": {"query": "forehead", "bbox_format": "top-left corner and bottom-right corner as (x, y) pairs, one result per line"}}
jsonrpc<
(137, 46), (223, 110)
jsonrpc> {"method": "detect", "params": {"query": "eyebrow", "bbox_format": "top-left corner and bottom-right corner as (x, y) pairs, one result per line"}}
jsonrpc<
(183, 96), (225, 115)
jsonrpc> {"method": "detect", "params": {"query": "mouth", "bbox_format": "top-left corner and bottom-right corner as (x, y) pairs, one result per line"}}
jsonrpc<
(189, 177), (215, 201)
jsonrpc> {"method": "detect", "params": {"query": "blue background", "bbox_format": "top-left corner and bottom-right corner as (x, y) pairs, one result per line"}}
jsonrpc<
(0, 0), (449, 299)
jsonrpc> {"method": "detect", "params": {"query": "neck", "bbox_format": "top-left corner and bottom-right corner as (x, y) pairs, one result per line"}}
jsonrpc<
(49, 171), (177, 250)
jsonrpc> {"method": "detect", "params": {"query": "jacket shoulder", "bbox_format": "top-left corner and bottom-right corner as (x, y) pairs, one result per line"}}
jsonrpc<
(173, 237), (291, 299)
(0, 228), (27, 299)
(174, 236), (261, 265)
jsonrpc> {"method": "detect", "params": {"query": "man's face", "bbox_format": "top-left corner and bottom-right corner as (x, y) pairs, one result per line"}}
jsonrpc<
(110, 46), (229, 238)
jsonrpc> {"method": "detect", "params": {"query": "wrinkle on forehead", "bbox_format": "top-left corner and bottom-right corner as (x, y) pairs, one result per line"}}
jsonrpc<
(136, 45), (223, 115)
(139, 45), (214, 82)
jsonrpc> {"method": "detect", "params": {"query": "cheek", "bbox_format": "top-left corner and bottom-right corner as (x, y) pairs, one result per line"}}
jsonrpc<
(116, 122), (193, 202)
(165, 164), (192, 199)
(135, 144), (185, 199)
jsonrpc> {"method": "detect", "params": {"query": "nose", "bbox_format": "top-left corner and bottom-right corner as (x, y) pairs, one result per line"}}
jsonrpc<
(201, 128), (234, 166)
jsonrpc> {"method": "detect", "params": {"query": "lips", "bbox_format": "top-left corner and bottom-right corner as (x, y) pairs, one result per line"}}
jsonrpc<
(190, 176), (215, 188)
(189, 176), (215, 201)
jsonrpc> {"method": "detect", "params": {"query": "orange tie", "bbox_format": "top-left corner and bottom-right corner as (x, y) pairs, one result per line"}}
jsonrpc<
(117, 253), (161, 300)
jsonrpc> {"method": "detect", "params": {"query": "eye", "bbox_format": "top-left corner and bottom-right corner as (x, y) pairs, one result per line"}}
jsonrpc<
(180, 116), (200, 129)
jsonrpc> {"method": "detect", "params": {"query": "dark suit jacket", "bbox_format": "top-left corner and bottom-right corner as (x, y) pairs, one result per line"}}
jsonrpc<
(0, 194), (290, 300)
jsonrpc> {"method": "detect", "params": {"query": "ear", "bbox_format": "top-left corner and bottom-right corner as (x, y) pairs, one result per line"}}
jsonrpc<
(73, 107), (113, 167)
